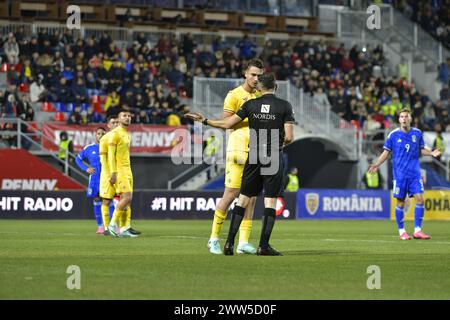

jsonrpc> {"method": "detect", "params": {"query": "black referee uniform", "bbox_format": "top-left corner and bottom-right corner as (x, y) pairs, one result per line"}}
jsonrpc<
(224, 82), (295, 256)
(236, 94), (295, 198)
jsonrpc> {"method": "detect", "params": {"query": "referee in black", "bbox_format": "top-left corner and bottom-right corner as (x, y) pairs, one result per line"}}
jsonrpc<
(186, 73), (295, 256)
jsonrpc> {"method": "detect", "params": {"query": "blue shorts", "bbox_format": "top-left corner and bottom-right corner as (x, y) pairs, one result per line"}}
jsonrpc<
(393, 176), (424, 199)
(87, 173), (100, 198)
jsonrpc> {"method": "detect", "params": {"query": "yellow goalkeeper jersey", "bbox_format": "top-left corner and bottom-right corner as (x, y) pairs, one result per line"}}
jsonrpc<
(108, 126), (132, 175)
(223, 85), (260, 153)
(99, 131), (113, 176)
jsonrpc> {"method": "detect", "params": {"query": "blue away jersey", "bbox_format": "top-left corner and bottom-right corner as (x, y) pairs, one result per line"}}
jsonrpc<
(75, 144), (101, 173)
(76, 144), (101, 197)
(383, 127), (425, 179)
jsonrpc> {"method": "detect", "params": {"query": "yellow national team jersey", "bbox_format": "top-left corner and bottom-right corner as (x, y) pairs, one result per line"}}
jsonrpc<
(108, 126), (132, 174)
(223, 85), (260, 152)
(99, 131), (112, 176)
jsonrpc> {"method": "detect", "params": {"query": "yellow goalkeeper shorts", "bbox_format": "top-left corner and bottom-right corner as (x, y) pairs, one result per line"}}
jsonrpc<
(99, 174), (116, 200)
(116, 173), (133, 194)
(224, 151), (248, 189)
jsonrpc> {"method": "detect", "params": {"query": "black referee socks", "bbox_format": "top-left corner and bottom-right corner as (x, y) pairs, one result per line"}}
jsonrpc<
(260, 208), (276, 249)
(226, 205), (246, 245)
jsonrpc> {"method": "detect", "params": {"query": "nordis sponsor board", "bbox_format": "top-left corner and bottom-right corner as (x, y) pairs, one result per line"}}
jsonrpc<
(390, 190), (450, 220)
(297, 189), (391, 219)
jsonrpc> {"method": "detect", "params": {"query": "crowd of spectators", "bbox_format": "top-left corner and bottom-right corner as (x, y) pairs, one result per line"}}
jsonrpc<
(0, 26), (449, 136)
(393, 0), (450, 50)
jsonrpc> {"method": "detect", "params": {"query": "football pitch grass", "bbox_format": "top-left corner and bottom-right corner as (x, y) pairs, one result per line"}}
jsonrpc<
(0, 219), (449, 300)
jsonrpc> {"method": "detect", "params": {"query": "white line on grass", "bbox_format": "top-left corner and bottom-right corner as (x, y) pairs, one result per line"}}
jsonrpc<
(323, 238), (450, 245)
(157, 235), (208, 240)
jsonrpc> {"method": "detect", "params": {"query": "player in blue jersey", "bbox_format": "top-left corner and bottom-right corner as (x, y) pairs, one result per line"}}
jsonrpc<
(368, 109), (441, 240)
(75, 127), (107, 234)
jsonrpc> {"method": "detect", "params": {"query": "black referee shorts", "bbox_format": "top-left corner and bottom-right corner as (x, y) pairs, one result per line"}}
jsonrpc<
(240, 154), (284, 198)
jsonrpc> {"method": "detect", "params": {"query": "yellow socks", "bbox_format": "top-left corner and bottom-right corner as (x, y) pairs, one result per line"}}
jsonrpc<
(110, 209), (125, 227)
(210, 208), (227, 239)
(101, 204), (110, 228)
(239, 219), (253, 244)
(120, 207), (131, 229)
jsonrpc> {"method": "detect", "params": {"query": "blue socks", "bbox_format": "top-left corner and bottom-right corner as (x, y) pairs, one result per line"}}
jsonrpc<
(414, 204), (424, 230)
(93, 201), (103, 227)
(396, 202), (425, 234)
(395, 205), (405, 230)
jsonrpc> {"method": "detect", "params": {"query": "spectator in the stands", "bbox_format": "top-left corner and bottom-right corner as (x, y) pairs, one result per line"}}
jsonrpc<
(135, 109), (150, 124)
(312, 87), (331, 110)
(67, 105), (83, 125)
(236, 35), (256, 60)
(72, 77), (88, 104)
(84, 106), (103, 124)
(4, 33), (19, 65)
(106, 101), (123, 119)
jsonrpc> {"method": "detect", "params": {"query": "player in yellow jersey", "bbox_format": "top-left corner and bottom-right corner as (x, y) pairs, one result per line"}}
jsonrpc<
(99, 115), (119, 235)
(207, 58), (264, 255)
(106, 110), (138, 238)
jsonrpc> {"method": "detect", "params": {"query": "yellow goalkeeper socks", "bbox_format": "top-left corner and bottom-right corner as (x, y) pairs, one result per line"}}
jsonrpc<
(110, 209), (125, 227)
(210, 208), (227, 239)
(238, 219), (253, 244)
(120, 207), (131, 229)
(101, 204), (110, 228)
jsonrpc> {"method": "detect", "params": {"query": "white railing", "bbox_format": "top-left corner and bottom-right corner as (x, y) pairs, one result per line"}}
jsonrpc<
(0, 118), (88, 183)
(337, 6), (449, 68)
(193, 77), (358, 160)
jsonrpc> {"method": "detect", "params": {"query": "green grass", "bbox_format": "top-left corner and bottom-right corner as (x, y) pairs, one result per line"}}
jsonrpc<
(0, 220), (449, 299)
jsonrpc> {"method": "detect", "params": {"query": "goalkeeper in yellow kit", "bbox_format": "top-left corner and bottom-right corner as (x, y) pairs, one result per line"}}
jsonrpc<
(106, 110), (139, 238)
(207, 58), (264, 254)
(99, 115), (119, 234)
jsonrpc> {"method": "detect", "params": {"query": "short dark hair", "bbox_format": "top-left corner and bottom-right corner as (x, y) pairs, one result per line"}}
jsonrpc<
(106, 115), (118, 123)
(258, 73), (276, 90)
(245, 58), (264, 70)
(96, 127), (107, 132)
(399, 108), (410, 115)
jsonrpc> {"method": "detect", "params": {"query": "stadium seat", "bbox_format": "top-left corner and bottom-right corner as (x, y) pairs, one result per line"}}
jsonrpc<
(350, 120), (360, 129)
(0, 63), (9, 73)
(54, 112), (66, 122)
(81, 103), (90, 112)
(19, 83), (29, 93)
(55, 103), (66, 112)
(92, 96), (103, 113)
(42, 102), (54, 112)
(66, 103), (76, 113)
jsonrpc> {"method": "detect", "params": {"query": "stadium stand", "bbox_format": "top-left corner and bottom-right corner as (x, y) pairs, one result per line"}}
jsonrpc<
(0, 0), (448, 187)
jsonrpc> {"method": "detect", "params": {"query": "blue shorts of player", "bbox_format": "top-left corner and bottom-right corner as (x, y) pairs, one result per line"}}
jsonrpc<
(393, 176), (424, 199)
(87, 172), (100, 198)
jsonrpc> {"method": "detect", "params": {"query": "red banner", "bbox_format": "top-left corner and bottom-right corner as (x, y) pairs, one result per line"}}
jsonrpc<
(42, 124), (189, 154)
(0, 149), (84, 190)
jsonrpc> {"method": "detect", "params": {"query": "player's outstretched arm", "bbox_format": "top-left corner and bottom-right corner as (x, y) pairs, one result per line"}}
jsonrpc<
(368, 149), (390, 173)
(421, 148), (442, 158)
(185, 112), (242, 129)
